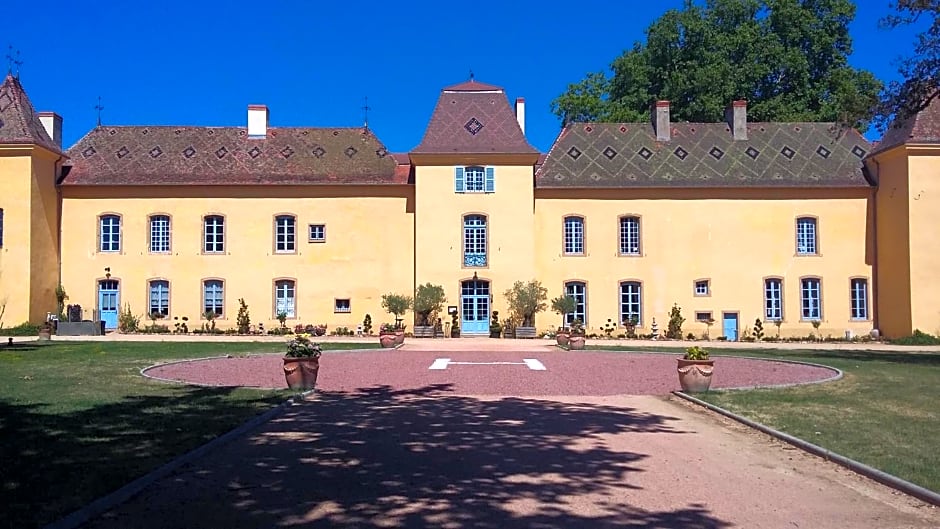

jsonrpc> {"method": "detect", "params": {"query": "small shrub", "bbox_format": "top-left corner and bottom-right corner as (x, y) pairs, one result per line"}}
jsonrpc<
(237, 298), (251, 334)
(0, 322), (40, 336)
(686, 332), (695, 340)
(891, 330), (940, 346)
(752, 318), (764, 341)
(362, 314), (373, 335)
(666, 303), (685, 339)
(602, 318), (617, 337)
(118, 303), (139, 333)
(684, 345), (709, 360)
(623, 317), (638, 339)
(173, 316), (189, 334)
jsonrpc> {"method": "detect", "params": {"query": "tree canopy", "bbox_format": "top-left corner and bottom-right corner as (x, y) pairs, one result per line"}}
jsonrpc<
(552, 0), (881, 131)
(877, 1), (940, 128)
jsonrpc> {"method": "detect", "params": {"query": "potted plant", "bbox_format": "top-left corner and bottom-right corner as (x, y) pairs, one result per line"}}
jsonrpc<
(677, 345), (714, 392)
(504, 280), (547, 339)
(38, 321), (53, 341)
(551, 294), (577, 346)
(489, 310), (502, 338)
(450, 311), (460, 338)
(413, 283), (446, 338)
(378, 323), (397, 348)
(381, 292), (413, 345)
(568, 318), (586, 350)
(283, 333), (322, 391)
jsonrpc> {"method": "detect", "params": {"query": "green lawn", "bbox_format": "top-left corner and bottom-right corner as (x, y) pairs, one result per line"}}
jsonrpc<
(0, 340), (374, 528)
(591, 345), (940, 493)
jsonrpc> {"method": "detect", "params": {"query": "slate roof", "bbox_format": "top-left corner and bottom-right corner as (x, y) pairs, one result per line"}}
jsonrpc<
(536, 122), (872, 188)
(871, 94), (940, 156)
(0, 74), (61, 154)
(411, 79), (538, 155)
(62, 126), (405, 185)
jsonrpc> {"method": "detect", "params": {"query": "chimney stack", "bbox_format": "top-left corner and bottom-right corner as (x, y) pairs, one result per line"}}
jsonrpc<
(515, 97), (526, 134)
(38, 112), (62, 148)
(247, 104), (268, 138)
(726, 100), (747, 140)
(653, 100), (671, 142)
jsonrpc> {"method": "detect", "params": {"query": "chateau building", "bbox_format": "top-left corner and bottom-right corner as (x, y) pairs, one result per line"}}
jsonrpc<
(1, 73), (938, 338)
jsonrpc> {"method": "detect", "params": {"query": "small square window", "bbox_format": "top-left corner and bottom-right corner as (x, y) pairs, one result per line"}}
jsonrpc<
(694, 280), (710, 296)
(334, 298), (351, 313)
(695, 311), (713, 322)
(309, 224), (326, 242)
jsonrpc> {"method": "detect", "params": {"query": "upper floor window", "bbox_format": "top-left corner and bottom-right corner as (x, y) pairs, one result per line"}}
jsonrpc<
(149, 280), (170, 317)
(203, 280), (224, 317)
(850, 278), (869, 320)
(796, 217), (818, 255)
(455, 166), (494, 193)
(620, 281), (642, 326)
(801, 278), (822, 320)
(565, 281), (587, 326)
(563, 216), (585, 255)
(308, 224), (326, 243)
(764, 278), (783, 320)
(694, 280), (710, 296)
(463, 215), (487, 267)
(619, 216), (640, 255)
(0, 208), (4, 247)
(335, 298), (351, 313)
(275, 215), (296, 253)
(204, 215), (224, 253)
(275, 279), (296, 318)
(99, 215), (121, 252)
(149, 215), (171, 253)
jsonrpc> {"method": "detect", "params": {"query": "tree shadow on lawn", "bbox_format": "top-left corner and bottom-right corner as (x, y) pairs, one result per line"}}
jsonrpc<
(724, 348), (940, 367)
(86, 384), (733, 529)
(0, 386), (284, 528)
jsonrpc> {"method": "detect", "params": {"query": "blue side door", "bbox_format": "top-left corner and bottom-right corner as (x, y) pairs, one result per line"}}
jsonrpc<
(98, 280), (119, 329)
(461, 280), (490, 335)
(722, 312), (738, 341)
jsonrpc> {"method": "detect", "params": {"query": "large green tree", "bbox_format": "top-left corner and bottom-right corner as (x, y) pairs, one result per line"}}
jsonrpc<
(878, 1), (940, 127)
(552, 0), (881, 130)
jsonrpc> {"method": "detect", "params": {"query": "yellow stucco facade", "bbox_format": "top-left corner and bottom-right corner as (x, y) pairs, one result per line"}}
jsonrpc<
(1, 75), (938, 339)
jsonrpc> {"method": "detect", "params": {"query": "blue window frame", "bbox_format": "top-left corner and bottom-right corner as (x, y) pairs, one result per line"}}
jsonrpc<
(463, 215), (487, 267)
(455, 166), (495, 193)
(203, 280), (224, 317)
(99, 215), (121, 252)
(149, 280), (169, 317)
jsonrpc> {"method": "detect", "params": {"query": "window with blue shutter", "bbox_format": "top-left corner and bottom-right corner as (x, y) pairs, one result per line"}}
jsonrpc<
(485, 167), (495, 192)
(455, 167), (465, 193)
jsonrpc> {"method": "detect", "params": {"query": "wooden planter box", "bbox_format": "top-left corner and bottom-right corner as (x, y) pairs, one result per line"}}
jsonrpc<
(413, 326), (435, 338)
(515, 327), (537, 339)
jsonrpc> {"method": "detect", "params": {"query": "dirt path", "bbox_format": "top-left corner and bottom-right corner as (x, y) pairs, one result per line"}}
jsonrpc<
(81, 392), (938, 529)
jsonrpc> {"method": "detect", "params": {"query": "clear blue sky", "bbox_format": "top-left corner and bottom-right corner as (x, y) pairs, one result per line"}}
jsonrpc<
(5, 0), (922, 153)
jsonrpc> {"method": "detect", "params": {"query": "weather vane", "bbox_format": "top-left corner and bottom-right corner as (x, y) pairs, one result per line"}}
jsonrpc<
(469, 68), (474, 81)
(6, 45), (22, 78)
(362, 96), (371, 128)
(95, 96), (104, 127)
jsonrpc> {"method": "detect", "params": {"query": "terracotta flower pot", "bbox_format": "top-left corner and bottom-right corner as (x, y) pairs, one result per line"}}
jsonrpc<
(556, 332), (570, 346)
(283, 356), (320, 391)
(379, 333), (397, 348)
(676, 358), (715, 392)
(394, 330), (405, 345)
(568, 335), (586, 350)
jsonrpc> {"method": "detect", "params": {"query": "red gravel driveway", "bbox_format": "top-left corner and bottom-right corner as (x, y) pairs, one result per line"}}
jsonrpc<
(143, 350), (837, 395)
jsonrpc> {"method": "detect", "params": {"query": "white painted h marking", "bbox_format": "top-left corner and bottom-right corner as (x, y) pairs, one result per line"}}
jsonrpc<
(428, 358), (546, 371)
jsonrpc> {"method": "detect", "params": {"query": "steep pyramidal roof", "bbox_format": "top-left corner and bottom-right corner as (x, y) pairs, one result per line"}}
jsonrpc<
(0, 74), (61, 154)
(871, 95), (940, 156)
(537, 122), (871, 188)
(63, 126), (405, 185)
(411, 79), (538, 155)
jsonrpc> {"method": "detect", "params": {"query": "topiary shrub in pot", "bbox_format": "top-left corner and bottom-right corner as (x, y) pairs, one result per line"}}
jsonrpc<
(551, 294), (577, 346)
(283, 333), (322, 391)
(677, 345), (714, 392)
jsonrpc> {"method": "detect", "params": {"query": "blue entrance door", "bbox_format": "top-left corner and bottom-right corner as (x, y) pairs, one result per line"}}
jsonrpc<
(461, 280), (490, 335)
(98, 280), (119, 329)
(722, 312), (738, 341)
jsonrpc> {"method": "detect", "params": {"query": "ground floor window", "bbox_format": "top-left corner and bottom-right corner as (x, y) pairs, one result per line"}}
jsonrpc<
(149, 280), (169, 317)
(801, 278), (821, 320)
(619, 282), (642, 326)
(850, 278), (868, 320)
(564, 282), (587, 325)
(203, 280), (224, 317)
(275, 280), (296, 318)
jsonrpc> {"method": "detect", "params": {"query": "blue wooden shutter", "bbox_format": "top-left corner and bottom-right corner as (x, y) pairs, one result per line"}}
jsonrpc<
(455, 167), (465, 193)
(485, 167), (495, 192)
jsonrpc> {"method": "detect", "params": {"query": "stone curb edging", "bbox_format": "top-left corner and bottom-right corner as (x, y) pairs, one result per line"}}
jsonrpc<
(673, 391), (940, 508)
(43, 388), (315, 529)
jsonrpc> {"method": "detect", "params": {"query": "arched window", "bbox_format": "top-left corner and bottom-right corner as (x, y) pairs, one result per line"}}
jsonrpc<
(275, 280), (296, 318)
(204, 215), (225, 253)
(275, 215), (296, 253)
(563, 216), (584, 255)
(564, 281), (587, 325)
(149, 280), (170, 317)
(149, 215), (171, 253)
(99, 215), (121, 252)
(203, 280), (224, 317)
(619, 281), (642, 326)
